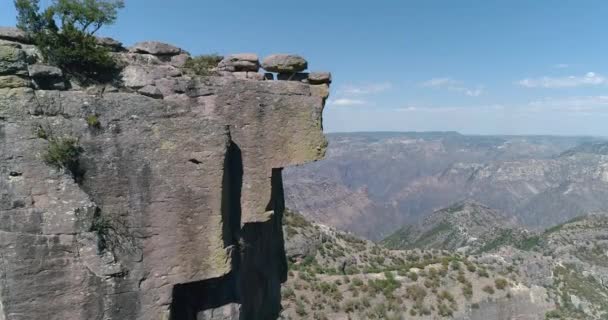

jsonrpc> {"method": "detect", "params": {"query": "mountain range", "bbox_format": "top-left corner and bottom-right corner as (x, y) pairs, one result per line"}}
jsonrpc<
(284, 132), (608, 240)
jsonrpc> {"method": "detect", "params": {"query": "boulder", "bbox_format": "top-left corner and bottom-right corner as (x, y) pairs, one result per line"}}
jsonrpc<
(217, 53), (259, 72)
(154, 77), (189, 96)
(96, 36), (124, 51)
(261, 54), (307, 73)
(130, 41), (183, 56)
(0, 75), (30, 88)
(121, 64), (182, 89)
(28, 64), (66, 90)
(0, 45), (28, 75)
(0, 27), (30, 44)
(169, 53), (190, 68)
(308, 72), (332, 84)
(28, 64), (63, 78)
(138, 84), (163, 99)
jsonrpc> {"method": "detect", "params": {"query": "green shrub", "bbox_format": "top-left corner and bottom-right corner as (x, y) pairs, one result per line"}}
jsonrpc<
(86, 114), (101, 128)
(495, 278), (509, 290)
(462, 282), (473, 299)
(406, 285), (427, 303)
(15, 0), (124, 82)
(407, 271), (418, 281)
(43, 136), (82, 176)
(482, 285), (495, 294)
(89, 209), (113, 252)
(295, 300), (307, 316)
(183, 54), (223, 76)
(477, 268), (489, 278)
(545, 309), (564, 319)
(438, 303), (453, 317)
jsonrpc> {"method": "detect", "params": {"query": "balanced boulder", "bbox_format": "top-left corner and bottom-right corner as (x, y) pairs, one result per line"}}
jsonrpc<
(130, 41), (183, 56)
(217, 53), (259, 72)
(308, 72), (332, 84)
(262, 54), (307, 73)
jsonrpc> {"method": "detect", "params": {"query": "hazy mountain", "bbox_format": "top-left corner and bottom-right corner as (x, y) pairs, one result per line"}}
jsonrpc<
(284, 132), (608, 240)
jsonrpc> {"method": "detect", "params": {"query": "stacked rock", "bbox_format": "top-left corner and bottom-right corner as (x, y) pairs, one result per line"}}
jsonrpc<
(259, 53), (331, 100)
(216, 53), (264, 80)
(122, 41), (191, 98)
(0, 40), (31, 89)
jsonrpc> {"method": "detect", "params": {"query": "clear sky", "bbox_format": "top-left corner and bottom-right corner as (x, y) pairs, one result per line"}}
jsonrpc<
(2, 0), (608, 136)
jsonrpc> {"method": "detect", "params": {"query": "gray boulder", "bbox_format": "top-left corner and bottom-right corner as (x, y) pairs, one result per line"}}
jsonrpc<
(137, 84), (163, 98)
(0, 27), (30, 44)
(308, 72), (332, 84)
(217, 53), (259, 72)
(261, 54), (308, 73)
(28, 64), (63, 78)
(96, 36), (124, 51)
(28, 64), (65, 90)
(130, 41), (183, 56)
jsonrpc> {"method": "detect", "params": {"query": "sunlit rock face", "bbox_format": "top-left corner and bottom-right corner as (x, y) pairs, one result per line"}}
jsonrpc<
(0, 33), (330, 320)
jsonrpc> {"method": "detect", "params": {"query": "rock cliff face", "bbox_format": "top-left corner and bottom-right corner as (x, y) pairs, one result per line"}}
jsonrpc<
(0, 28), (330, 320)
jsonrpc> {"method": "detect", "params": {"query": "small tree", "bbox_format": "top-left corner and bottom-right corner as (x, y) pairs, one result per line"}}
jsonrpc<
(14, 0), (125, 82)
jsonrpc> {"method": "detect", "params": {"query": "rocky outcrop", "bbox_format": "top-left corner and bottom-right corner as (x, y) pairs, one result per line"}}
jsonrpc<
(261, 54), (308, 73)
(0, 33), (330, 320)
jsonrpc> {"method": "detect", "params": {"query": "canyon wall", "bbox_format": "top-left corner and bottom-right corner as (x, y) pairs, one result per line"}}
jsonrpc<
(0, 28), (330, 320)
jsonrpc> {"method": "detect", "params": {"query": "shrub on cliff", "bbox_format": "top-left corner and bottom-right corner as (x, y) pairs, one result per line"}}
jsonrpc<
(183, 54), (223, 76)
(14, 0), (124, 82)
(43, 136), (84, 181)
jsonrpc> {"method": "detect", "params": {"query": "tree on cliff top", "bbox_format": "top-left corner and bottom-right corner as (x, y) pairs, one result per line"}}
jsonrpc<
(14, 0), (125, 82)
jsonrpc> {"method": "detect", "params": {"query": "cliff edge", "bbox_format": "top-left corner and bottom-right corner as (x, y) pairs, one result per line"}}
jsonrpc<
(0, 28), (330, 320)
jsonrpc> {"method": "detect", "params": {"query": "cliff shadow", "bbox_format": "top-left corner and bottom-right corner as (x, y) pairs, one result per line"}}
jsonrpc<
(239, 168), (288, 319)
(221, 141), (243, 249)
(169, 272), (239, 320)
(169, 140), (244, 320)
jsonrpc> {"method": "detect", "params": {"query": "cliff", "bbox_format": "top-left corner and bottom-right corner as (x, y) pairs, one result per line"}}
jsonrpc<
(0, 27), (330, 320)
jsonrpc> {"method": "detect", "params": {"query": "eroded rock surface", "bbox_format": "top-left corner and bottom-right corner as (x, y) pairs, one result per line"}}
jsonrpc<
(0, 33), (330, 320)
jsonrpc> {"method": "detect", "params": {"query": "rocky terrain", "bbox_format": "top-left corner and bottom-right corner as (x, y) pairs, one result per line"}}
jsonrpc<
(281, 208), (608, 319)
(284, 132), (608, 240)
(0, 26), (330, 320)
(381, 201), (530, 253)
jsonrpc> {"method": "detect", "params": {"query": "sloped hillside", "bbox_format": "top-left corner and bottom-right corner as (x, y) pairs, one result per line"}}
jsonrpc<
(382, 201), (531, 253)
(280, 210), (554, 320)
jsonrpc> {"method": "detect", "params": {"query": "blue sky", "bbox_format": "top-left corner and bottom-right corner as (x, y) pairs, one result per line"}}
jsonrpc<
(2, 0), (608, 135)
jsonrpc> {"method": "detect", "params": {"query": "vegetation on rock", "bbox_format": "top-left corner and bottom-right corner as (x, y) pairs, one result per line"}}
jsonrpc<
(43, 136), (82, 175)
(14, 0), (124, 82)
(183, 54), (223, 76)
